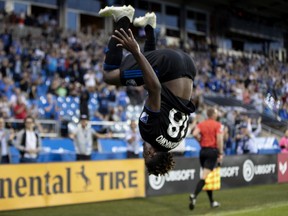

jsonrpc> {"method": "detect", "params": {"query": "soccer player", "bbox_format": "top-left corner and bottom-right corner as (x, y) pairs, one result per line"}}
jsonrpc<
(189, 108), (224, 210)
(99, 5), (196, 175)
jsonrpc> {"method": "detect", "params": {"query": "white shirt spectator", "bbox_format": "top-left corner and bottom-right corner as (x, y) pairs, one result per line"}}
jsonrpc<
(24, 131), (37, 158)
(84, 70), (96, 88)
(236, 118), (262, 154)
(72, 124), (95, 156)
(125, 120), (141, 157)
(0, 129), (9, 156)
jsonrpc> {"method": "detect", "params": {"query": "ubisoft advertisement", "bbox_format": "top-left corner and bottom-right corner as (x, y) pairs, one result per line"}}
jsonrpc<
(146, 155), (278, 196)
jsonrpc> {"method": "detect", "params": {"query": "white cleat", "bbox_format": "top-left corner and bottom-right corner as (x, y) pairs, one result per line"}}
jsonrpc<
(133, 12), (157, 29)
(98, 5), (135, 23)
(189, 194), (196, 210)
(211, 201), (221, 208)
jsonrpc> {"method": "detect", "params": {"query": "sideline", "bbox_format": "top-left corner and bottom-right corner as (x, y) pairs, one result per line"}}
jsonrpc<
(187, 201), (288, 216)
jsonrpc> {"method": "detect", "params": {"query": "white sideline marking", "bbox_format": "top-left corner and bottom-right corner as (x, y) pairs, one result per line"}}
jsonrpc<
(187, 201), (288, 216)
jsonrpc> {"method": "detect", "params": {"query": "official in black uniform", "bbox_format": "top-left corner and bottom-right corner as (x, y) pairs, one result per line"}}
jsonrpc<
(99, 5), (196, 175)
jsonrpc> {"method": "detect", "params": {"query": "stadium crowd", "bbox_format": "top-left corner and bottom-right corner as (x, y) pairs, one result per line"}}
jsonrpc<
(0, 9), (287, 158)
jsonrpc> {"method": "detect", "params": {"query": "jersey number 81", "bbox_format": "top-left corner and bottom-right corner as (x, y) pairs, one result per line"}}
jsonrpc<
(167, 108), (189, 139)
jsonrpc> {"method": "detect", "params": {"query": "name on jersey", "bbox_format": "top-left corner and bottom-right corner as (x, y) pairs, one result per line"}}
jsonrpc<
(155, 135), (181, 149)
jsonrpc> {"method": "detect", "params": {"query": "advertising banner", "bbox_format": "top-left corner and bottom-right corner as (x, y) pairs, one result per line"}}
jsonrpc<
(278, 153), (288, 183)
(146, 157), (200, 196)
(0, 159), (145, 211)
(146, 155), (278, 196)
(221, 155), (278, 188)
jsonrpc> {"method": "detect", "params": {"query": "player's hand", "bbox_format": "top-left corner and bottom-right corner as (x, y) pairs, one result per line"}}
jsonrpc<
(106, 132), (113, 138)
(112, 28), (140, 55)
(27, 149), (39, 154)
(217, 154), (223, 165)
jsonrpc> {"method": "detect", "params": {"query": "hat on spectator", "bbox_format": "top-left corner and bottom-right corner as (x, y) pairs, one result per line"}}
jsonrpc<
(80, 114), (89, 120)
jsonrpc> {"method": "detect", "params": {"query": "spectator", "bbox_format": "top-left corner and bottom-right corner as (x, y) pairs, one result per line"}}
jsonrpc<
(19, 71), (30, 93)
(278, 103), (288, 120)
(9, 87), (27, 107)
(44, 93), (58, 120)
(79, 88), (89, 117)
(97, 90), (110, 119)
(90, 111), (105, 132)
(125, 120), (141, 158)
(14, 116), (42, 163)
(0, 117), (14, 163)
(46, 50), (58, 77)
(0, 28), (12, 53)
(28, 84), (38, 102)
(236, 117), (262, 154)
(279, 129), (288, 153)
(0, 58), (11, 78)
(11, 54), (22, 82)
(83, 69), (96, 92)
(69, 114), (111, 161)
(12, 96), (27, 120)
(0, 95), (11, 117)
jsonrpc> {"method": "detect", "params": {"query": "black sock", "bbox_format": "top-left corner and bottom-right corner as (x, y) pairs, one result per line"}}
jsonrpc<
(194, 179), (205, 198)
(206, 190), (214, 203)
(104, 17), (130, 71)
(144, 25), (156, 52)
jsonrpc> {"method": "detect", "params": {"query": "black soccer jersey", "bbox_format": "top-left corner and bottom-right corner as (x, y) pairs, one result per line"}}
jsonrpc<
(139, 85), (195, 152)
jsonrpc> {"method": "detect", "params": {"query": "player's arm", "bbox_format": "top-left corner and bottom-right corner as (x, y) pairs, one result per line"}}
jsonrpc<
(112, 28), (161, 111)
(192, 126), (201, 141)
(217, 124), (224, 155)
(217, 132), (224, 154)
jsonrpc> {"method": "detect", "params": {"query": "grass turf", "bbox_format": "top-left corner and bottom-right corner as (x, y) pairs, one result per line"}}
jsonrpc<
(0, 183), (288, 216)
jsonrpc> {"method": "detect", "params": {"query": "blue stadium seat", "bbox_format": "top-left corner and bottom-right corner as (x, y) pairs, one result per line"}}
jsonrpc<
(42, 138), (75, 151)
(9, 146), (20, 164)
(98, 138), (127, 153)
(91, 151), (126, 160)
(184, 138), (201, 158)
(258, 149), (281, 154)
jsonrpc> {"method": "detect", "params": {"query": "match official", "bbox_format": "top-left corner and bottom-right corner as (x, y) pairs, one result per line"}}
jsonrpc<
(189, 108), (224, 210)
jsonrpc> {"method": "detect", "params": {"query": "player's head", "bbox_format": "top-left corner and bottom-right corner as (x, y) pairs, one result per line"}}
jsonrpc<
(24, 115), (35, 130)
(207, 108), (218, 120)
(143, 142), (175, 175)
(80, 114), (89, 127)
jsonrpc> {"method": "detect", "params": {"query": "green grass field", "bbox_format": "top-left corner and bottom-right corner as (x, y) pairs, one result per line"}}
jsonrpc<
(1, 184), (288, 216)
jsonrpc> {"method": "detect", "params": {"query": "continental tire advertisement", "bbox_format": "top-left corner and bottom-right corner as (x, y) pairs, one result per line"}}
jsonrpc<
(146, 155), (278, 196)
(0, 159), (145, 211)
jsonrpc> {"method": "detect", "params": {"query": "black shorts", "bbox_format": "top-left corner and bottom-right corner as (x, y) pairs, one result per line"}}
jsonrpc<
(199, 148), (218, 170)
(120, 49), (196, 86)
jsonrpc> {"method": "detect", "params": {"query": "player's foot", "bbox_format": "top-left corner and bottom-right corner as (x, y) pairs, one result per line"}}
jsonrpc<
(98, 5), (135, 22)
(211, 201), (220, 208)
(189, 194), (196, 210)
(133, 12), (156, 28)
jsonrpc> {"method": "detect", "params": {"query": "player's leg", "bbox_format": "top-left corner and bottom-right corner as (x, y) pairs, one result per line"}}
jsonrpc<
(206, 190), (220, 208)
(114, 11), (158, 87)
(189, 149), (217, 210)
(99, 5), (134, 85)
(189, 168), (211, 210)
(134, 12), (157, 52)
(111, 11), (158, 87)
